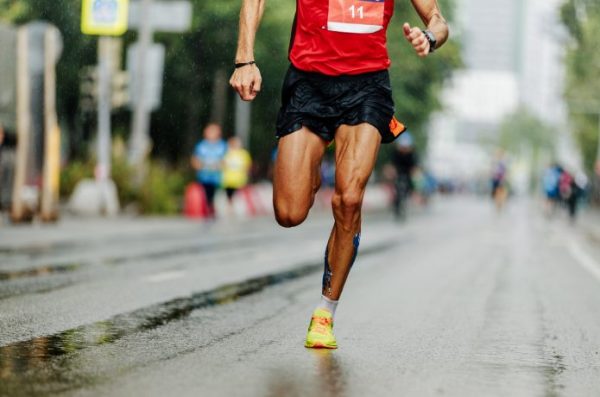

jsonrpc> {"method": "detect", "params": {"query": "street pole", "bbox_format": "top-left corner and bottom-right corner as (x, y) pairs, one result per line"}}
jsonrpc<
(129, 0), (153, 168)
(96, 36), (112, 182)
(41, 26), (61, 221)
(596, 114), (600, 167)
(11, 27), (30, 222)
(235, 96), (251, 149)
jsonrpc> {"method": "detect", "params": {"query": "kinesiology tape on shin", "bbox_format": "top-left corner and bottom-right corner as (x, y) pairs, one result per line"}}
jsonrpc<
(350, 232), (361, 268)
(322, 233), (361, 294)
(322, 247), (333, 295)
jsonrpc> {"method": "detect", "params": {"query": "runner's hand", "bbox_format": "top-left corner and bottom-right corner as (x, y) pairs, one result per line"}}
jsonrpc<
(403, 23), (430, 58)
(230, 64), (262, 101)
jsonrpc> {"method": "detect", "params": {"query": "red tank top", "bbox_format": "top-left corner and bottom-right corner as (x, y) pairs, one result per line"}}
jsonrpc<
(289, 0), (395, 76)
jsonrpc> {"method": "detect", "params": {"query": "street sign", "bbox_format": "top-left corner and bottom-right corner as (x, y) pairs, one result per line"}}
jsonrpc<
(128, 0), (192, 32)
(81, 0), (129, 36)
(127, 43), (165, 111)
(0, 23), (16, 132)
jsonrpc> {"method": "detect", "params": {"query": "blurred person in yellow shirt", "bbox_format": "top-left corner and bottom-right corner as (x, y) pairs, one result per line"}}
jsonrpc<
(222, 137), (252, 206)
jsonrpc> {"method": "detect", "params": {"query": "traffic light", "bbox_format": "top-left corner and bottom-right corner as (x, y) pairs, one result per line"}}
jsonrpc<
(79, 66), (97, 113)
(111, 71), (129, 109)
(79, 66), (129, 112)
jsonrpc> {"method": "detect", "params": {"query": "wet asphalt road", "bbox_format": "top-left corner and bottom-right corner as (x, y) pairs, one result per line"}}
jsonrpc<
(1, 197), (600, 396)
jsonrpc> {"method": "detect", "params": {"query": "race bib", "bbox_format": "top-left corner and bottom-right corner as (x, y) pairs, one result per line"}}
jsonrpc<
(327, 0), (385, 34)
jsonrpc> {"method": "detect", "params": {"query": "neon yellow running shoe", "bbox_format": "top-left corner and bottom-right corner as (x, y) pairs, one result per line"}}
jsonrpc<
(305, 308), (337, 349)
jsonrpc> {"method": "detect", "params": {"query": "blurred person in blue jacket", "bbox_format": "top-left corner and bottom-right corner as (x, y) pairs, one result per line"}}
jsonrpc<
(191, 123), (227, 218)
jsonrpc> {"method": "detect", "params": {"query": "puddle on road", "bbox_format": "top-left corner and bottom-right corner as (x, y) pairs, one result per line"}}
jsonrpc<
(0, 241), (395, 384)
(265, 350), (348, 397)
(0, 264), (322, 382)
(0, 241), (396, 397)
(0, 263), (81, 282)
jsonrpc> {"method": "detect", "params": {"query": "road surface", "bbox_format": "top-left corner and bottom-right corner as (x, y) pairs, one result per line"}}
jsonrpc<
(1, 197), (600, 396)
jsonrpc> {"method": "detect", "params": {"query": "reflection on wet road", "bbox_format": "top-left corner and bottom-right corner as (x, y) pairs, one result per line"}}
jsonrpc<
(1, 198), (600, 396)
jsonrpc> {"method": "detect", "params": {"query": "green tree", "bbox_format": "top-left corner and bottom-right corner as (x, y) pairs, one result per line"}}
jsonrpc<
(561, 0), (600, 171)
(498, 108), (556, 189)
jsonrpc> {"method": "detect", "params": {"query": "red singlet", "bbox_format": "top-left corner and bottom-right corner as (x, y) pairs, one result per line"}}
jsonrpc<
(289, 0), (395, 76)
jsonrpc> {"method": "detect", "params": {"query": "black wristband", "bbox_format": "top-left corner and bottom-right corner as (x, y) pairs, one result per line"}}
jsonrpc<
(235, 61), (256, 69)
(421, 30), (437, 54)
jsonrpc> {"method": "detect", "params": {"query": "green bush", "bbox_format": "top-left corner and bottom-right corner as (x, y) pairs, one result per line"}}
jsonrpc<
(60, 160), (94, 197)
(111, 156), (139, 206)
(138, 162), (187, 215)
(60, 157), (187, 215)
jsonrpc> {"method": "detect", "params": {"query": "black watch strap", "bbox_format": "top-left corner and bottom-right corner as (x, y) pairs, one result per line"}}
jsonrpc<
(422, 30), (437, 54)
(235, 61), (256, 69)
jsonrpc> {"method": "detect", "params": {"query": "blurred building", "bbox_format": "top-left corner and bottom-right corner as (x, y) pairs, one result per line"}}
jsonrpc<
(427, 0), (580, 187)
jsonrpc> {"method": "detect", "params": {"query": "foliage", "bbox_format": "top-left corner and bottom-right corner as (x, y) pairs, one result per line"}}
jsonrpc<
(59, 160), (93, 198)
(1, 0), (461, 176)
(59, 146), (187, 215)
(561, 0), (600, 170)
(137, 161), (187, 215)
(498, 108), (556, 155)
(498, 108), (556, 191)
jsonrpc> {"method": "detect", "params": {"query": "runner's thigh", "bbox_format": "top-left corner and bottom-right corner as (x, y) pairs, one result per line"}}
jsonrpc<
(274, 127), (328, 209)
(334, 123), (381, 196)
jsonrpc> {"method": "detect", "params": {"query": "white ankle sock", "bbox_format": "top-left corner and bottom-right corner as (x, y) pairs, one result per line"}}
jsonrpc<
(316, 295), (339, 318)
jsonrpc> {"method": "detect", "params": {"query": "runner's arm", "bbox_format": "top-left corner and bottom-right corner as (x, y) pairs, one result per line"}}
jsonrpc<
(403, 0), (449, 57)
(230, 0), (265, 101)
(191, 156), (202, 171)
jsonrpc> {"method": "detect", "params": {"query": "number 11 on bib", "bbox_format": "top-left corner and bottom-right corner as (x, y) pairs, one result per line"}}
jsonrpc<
(327, 0), (385, 34)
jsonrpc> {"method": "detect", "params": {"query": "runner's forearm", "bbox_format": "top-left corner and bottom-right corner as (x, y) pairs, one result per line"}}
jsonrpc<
(235, 0), (266, 63)
(411, 0), (449, 49)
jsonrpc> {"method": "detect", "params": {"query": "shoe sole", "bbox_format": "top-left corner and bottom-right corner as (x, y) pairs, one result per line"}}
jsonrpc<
(305, 341), (337, 349)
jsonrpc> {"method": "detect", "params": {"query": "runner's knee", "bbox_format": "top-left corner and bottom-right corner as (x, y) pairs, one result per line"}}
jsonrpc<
(274, 201), (309, 228)
(332, 189), (363, 218)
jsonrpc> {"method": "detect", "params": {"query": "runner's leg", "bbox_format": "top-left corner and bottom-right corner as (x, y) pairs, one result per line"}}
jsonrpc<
(273, 127), (328, 227)
(324, 123), (381, 300)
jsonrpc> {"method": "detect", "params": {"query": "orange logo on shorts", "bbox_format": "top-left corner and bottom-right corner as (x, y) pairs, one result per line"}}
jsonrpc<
(389, 116), (406, 137)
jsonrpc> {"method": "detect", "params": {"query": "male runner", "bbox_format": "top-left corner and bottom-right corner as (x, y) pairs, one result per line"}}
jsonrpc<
(231, 0), (449, 349)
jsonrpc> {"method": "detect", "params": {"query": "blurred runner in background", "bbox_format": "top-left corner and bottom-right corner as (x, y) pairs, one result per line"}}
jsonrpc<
(542, 163), (562, 216)
(391, 132), (418, 220)
(191, 124), (227, 218)
(491, 151), (508, 212)
(222, 136), (252, 209)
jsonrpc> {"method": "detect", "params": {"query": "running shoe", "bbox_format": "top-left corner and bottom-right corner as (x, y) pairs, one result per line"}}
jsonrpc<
(305, 308), (337, 349)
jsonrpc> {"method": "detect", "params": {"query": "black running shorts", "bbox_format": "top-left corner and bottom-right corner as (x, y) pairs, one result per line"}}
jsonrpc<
(276, 65), (397, 143)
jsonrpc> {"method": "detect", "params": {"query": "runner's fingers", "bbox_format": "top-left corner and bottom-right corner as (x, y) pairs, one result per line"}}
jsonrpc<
(407, 28), (422, 41)
(253, 76), (262, 93)
(403, 23), (412, 37)
(417, 41), (429, 52)
(411, 36), (425, 48)
(241, 79), (252, 100)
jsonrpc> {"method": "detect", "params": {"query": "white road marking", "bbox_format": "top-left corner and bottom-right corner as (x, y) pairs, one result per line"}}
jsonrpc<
(568, 240), (600, 282)
(143, 271), (186, 283)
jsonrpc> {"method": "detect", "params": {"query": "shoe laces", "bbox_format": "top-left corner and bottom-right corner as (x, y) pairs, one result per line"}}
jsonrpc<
(310, 316), (332, 334)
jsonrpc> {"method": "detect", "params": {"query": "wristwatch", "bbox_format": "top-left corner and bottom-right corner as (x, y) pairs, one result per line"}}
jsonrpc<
(422, 30), (437, 54)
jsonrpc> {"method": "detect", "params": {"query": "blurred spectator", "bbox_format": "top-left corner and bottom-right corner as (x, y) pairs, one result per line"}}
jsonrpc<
(191, 124), (227, 218)
(542, 163), (562, 215)
(491, 151), (508, 211)
(222, 136), (252, 206)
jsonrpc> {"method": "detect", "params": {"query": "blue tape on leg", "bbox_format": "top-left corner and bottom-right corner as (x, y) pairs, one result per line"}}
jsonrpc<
(350, 232), (360, 268)
(322, 246), (333, 293)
